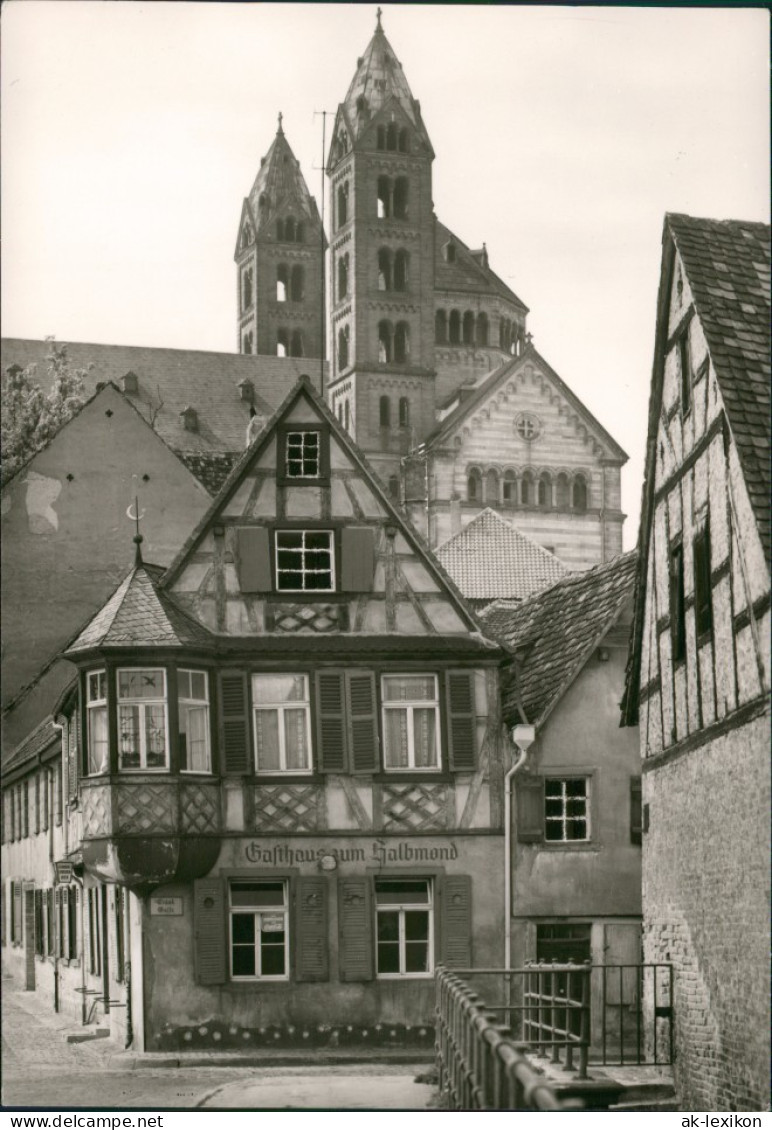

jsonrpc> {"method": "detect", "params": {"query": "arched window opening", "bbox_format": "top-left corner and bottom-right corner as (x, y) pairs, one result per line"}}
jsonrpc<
(521, 471), (534, 506)
(290, 265), (304, 302)
(377, 176), (391, 219)
(394, 322), (410, 363)
(393, 178), (408, 220)
(445, 242), (457, 263)
(398, 128), (409, 153)
(284, 217), (296, 242)
(499, 318), (506, 349)
(399, 397), (410, 428)
(386, 122), (398, 150)
(337, 325), (350, 372)
(378, 321), (393, 364)
(502, 470), (517, 503)
(276, 264), (289, 302)
(449, 310), (461, 345)
(556, 473), (570, 508)
(538, 474), (553, 508)
(338, 254), (349, 300)
(242, 331), (253, 356)
(463, 311), (475, 345)
(379, 396), (391, 429)
(242, 267), (253, 311)
(435, 310), (447, 344)
(378, 248), (392, 291)
(377, 125), (386, 150)
(486, 469), (499, 504)
(467, 468), (482, 502)
(337, 183), (349, 228)
(388, 475), (400, 501)
(276, 219), (284, 241)
(295, 223), (304, 243)
(572, 475), (588, 511)
(344, 400), (351, 431)
(290, 331), (304, 358)
(477, 312), (489, 346)
(277, 329), (289, 358)
(394, 249), (408, 291)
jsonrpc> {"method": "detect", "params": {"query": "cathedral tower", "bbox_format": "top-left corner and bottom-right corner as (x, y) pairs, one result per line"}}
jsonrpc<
(235, 117), (325, 360)
(326, 11), (436, 484)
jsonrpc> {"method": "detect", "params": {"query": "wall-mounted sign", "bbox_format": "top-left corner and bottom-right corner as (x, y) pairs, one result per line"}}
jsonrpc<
(150, 896), (183, 917)
(54, 862), (74, 886)
(245, 840), (459, 867)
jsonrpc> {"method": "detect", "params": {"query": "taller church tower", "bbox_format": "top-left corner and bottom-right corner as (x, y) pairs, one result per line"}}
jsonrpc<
(326, 11), (436, 484)
(235, 117), (325, 360)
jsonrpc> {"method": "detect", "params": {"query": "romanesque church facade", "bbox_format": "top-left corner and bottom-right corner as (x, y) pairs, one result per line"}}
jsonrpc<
(235, 12), (627, 567)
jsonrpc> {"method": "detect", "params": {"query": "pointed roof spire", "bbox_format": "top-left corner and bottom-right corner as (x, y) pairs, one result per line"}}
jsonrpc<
(376, 6), (383, 31)
(245, 123), (321, 235)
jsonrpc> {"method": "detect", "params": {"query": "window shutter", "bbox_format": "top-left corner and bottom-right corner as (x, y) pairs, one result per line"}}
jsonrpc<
(346, 671), (379, 774)
(67, 886), (79, 959)
(340, 528), (375, 592)
(294, 876), (329, 982)
(693, 521), (713, 637)
(316, 672), (347, 772)
(441, 875), (472, 968)
(194, 877), (227, 985)
(338, 877), (373, 981)
(446, 671), (477, 771)
(13, 880), (23, 943)
(630, 777), (643, 845)
(67, 713), (79, 802)
(218, 671), (251, 774)
(516, 774), (545, 842)
(107, 887), (119, 983)
(235, 527), (272, 593)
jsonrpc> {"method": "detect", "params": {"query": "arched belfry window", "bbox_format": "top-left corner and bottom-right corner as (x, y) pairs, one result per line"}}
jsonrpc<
(556, 473), (570, 508)
(435, 310), (447, 344)
(377, 176), (391, 219)
(538, 473), (553, 508)
(503, 470), (517, 503)
(378, 248), (392, 291)
(338, 254), (349, 300)
(377, 125), (386, 151)
(467, 468), (482, 502)
(378, 321), (393, 363)
(295, 223), (304, 244)
(449, 310), (461, 345)
(394, 249), (408, 291)
(283, 217), (296, 242)
(445, 242), (456, 263)
(394, 322), (410, 363)
(337, 325), (350, 372)
(572, 475), (588, 511)
(477, 313), (489, 346)
(398, 128), (409, 153)
(379, 396), (391, 428)
(277, 329), (289, 357)
(290, 330), (304, 358)
(463, 311), (475, 345)
(486, 469), (499, 504)
(521, 471), (534, 506)
(399, 397), (410, 428)
(393, 178), (408, 220)
(242, 267), (253, 311)
(337, 182), (349, 228)
(290, 265), (304, 302)
(276, 264), (288, 302)
(386, 122), (398, 151)
(276, 219), (284, 241)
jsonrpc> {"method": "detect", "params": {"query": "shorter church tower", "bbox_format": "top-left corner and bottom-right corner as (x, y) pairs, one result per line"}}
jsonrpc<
(235, 116), (326, 360)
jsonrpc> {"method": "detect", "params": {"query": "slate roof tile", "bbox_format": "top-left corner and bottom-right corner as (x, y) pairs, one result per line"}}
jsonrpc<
(435, 509), (568, 602)
(481, 550), (637, 725)
(4, 716), (59, 775)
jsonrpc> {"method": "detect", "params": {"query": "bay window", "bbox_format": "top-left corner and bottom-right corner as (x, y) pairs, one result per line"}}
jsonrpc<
(376, 878), (433, 977)
(252, 674), (312, 773)
(117, 668), (168, 771)
(178, 669), (211, 772)
(381, 675), (440, 770)
(86, 670), (108, 775)
(230, 880), (289, 980)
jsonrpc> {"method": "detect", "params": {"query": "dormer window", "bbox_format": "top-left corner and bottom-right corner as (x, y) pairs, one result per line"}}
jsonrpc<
(121, 372), (138, 396)
(181, 407), (199, 433)
(445, 242), (457, 263)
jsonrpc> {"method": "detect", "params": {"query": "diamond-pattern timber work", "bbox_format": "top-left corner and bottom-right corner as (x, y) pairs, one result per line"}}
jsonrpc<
(272, 603), (342, 633)
(383, 784), (449, 832)
(116, 783), (175, 833)
(81, 785), (112, 837)
(180, 783), (220, 834)
(252, 785), (322, 832)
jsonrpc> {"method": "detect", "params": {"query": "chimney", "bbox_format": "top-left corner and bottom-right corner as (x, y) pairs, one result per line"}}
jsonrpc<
(121, 371), (138, 395)
(238, 378), (255, 404)
(180, 406), (198, 433)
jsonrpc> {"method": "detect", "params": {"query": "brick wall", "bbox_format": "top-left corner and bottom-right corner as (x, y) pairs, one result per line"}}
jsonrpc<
(642, 711), (771, 1111)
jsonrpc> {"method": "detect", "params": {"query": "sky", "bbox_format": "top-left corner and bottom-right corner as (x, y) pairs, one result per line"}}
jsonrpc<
(1, 2), (769, 548)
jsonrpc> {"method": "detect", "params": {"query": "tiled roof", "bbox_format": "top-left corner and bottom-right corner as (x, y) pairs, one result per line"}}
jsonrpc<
(247, 123), (322, 235)
(66, 562), (213, 654)
(4, 716), (59, 775)
(177, 452), (240, 496)
(481, 550), (637, 725)
(435, 509), (568, 602)
(0, 338), (325, 457)
(667, 213), (771, 565)
(434, 221), (527, 309)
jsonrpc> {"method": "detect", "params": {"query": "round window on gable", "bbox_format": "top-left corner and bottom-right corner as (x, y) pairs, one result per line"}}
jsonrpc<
(515, 413), (542, 442)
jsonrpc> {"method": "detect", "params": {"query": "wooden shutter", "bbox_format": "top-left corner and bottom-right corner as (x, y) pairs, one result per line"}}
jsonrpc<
(194, 877), (227, 985)
(516, 774), (545, 842)
(446, 672), (477, 771)
(338, 877), (373, 981)
(316, 672), (347, 772)
(13, 881), (23, 943)
(347, 671), (379, 774)
(441, 875), (472, 968)
(340, 528), (375, 592)
(67, 712), (79, 802)
(235, 527), (272, 593)
(630, 777), (643, 845)
(693, 521), (713, 637)
(218, 671), (251, 774)
(294, 876), (329, 982)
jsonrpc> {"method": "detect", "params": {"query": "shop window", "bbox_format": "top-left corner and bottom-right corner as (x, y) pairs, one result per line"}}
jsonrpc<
(477, 312), (489, 346)
(502, 471), (517, 504)
(393, 177), (408, 219)
(337, 325), (350, 372)
(275, 530), (335, 592)
(378, 321), (393, 363)
(394, 322), (410, 363)
(693, 519), (713, 639)
(376, 879), (433, 977)
(449, 310), (461, 345)
(462, 311), (475, 345)
(393, 249), (408, 291)
(230, 880), (289, 980)
(178, 670), (211, 773)
(117, 669), (168, 771)
(435, 310), (447, 344)
(398, 397), (410, 428)
(538, 474), (553, 507)
(545, 778), (590, 842)
(670, 541), (686, 663)
(378, 248), (392, 291)
(572, 475), (587, 511)
(252, 675), (312, 774)
(338, 253), (349, 300)
(290, 265), (304, 302)
(467, 467), (482, 502)
(381, 675), (440, 771)
(486, 469), (499, 504)
(379, 396), (391, 429)
(87, 670), (108, 775)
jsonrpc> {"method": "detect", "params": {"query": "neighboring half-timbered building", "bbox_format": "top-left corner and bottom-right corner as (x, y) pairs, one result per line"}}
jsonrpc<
(622, 214), (770, 1111)
(4, 376), (509, 1051)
